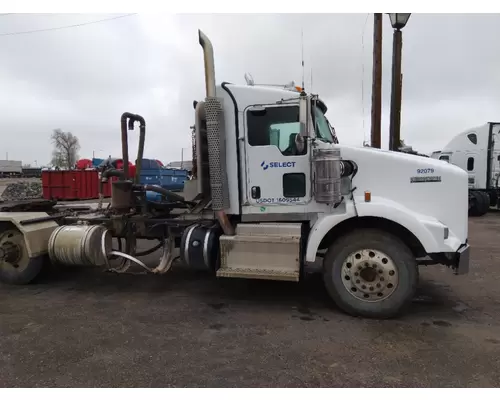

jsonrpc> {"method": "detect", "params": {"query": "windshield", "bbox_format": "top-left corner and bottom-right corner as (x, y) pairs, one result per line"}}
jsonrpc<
(312, 105), (339, 144)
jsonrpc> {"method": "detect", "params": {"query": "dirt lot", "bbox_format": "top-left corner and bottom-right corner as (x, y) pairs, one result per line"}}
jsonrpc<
(1, 214), (500, 387)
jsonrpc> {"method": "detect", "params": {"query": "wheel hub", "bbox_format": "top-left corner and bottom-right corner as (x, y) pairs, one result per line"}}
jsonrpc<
(0, 231), (25, 269)
(341, 249), (398, 302)
(0, 242), (21, 264)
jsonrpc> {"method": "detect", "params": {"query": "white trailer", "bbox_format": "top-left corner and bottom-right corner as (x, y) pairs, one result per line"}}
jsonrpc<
(0, 160), (22, 177)
(431, 122), (500, 216)
(0, 30), (470, 319)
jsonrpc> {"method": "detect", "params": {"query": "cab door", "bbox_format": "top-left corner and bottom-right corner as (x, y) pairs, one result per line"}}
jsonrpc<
(243, 104), (311, 208)
(490, 124), (500, 189)
(465, 151), (479, 189)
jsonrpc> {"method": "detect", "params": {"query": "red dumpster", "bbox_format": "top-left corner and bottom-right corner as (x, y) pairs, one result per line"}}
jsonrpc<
(76, 169), (99, 199)
(42, 170), (74, 200)
(42, 169), (100, 200)
(76, 159), (92, 169)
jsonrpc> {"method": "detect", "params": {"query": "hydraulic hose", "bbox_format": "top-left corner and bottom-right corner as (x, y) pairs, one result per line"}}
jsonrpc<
(143, 184), (186, 204)
(98, 168), (126, 203)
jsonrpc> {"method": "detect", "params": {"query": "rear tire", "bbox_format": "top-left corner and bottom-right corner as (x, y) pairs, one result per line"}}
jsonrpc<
(323, 229), (418, 319)
(0, 228), (45, 285)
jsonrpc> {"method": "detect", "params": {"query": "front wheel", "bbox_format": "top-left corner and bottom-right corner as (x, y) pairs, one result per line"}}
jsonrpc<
(323, 229), (418, 319)
(478, 192), (490, 215)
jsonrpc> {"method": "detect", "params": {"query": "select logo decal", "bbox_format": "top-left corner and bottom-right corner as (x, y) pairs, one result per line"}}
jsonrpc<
(260, 161), (296, 170)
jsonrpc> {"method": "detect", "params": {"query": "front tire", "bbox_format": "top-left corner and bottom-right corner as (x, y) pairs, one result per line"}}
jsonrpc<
(478, 192), (490, 215)
(323, 229), (418, 319)
(469, 191), (484, 216)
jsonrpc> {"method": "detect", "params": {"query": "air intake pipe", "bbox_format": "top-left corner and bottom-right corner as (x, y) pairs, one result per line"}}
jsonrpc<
(120, 112), (146, 184)
(198, 30), (234, 236)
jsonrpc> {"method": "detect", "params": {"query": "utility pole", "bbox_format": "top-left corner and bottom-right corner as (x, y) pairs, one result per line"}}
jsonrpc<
(389, 28), (403, 151)
(387, 13), (411, 151)
(370, 13), (383, 149)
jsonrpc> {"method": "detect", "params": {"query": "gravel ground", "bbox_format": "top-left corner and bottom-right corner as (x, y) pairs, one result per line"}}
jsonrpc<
(1, 214), (500, 387)
(0, 178), (42, 201)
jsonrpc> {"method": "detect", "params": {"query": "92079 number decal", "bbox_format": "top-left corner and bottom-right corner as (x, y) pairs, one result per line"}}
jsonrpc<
(417, 168), (435, 174)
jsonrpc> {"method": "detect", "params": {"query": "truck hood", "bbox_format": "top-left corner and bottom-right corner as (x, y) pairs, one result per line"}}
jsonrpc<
(335, 144), (469, 243)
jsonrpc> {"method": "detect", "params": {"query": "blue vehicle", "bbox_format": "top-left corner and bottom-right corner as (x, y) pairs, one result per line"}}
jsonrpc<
(138, 158), (188, 196)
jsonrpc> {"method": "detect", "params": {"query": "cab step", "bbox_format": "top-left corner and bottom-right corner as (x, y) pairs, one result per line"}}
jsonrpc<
(217, 223), (302, 282)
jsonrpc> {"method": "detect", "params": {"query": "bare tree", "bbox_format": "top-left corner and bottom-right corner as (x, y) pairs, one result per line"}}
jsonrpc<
(50, 129), (80, 168)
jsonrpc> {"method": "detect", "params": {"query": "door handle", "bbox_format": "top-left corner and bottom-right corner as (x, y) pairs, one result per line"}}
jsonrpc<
(251, 186), (261, 199)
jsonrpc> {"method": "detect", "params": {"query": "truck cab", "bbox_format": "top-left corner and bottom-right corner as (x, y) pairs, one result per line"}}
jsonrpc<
(433, 122), (500, 215)
(179, 31), (470, 318)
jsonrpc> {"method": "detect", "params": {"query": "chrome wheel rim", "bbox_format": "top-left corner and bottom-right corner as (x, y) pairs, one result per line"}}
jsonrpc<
(341, 249), (398, 302)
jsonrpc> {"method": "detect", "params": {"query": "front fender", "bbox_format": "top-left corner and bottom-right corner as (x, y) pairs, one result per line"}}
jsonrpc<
(305, 202), (357, 262)
(305, 197), (449, 262)
(354, 197), (446, 252)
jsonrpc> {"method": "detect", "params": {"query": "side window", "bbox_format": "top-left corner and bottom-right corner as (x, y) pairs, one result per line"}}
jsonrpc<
(439, 155), (450, 163)
(283, 173), (306, 198)
(467, 133), (477, 145)
(247, 106), (306, 156)
(467, 157), (474, 171)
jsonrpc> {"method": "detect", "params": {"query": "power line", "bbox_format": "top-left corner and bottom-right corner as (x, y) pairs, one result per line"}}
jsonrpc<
(0, 13), (137, 37)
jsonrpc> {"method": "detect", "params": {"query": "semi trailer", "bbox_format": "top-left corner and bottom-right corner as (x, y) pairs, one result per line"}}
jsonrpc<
(0, 160), (22, 177)
(430, 122), (500, 216)
(0, 30), (470, 319)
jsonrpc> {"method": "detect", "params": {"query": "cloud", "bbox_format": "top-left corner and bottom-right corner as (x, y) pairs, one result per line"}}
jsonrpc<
(1, 13), (499, 165)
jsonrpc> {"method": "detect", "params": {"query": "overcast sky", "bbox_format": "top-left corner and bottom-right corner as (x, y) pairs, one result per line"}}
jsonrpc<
(1, 13), (499, 165)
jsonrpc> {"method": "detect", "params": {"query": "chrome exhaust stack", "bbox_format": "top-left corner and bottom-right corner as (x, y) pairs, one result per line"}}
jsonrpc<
(198, 30), (216, 98)
(198, 30), (234, 236)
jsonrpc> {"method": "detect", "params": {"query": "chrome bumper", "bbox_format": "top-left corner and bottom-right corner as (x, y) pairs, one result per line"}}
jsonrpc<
(455, 243), (470, 275)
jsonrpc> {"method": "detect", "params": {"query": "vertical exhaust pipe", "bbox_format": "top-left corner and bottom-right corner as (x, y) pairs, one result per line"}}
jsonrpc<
(198, 30), (234, 236)
(198, 30), (216, 98)
(120, 112), (146, 184)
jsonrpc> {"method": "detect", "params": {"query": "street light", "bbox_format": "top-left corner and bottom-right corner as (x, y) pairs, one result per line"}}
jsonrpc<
(92, 149), (104, 159)
(387, 13), (411, 151)
(388, 13), (411, 30)
(180, 147), (189, 169)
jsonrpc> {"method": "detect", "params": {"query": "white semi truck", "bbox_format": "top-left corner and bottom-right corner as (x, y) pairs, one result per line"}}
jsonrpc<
(0, 30), (470, 319)
(430, 122), (500, 216)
